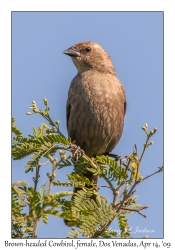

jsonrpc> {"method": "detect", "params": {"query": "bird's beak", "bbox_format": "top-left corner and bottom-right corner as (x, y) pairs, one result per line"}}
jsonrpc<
(63, 46), (80, 57)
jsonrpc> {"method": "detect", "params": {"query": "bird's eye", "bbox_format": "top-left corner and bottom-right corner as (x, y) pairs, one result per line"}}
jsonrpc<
(85, 47), (91, 52)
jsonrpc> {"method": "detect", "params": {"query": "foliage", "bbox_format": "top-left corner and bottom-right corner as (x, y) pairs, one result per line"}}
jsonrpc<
(12, 99), (163, 238)
(12, 181), (33, 238)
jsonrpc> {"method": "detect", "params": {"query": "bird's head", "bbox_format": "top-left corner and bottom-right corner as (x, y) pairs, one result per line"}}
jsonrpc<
(63, 42), (116, 75)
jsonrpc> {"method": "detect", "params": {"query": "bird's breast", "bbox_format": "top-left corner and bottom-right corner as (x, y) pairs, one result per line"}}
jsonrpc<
(67, 71), (125, 156)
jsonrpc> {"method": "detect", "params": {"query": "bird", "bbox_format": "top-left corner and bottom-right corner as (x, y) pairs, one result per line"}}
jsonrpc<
(63, 41), (126, 225)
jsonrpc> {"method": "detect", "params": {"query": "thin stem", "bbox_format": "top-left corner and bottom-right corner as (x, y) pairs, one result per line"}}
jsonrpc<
(33, 160), (50, 191)
(29, 164), (41, 217)
(90, 141), (157, 238)
(120, 206), (150, 218)
(91, 182), (125, 238)
(32, 158), (61, 238)
(125, 158), (131, 174)
(48, 160), (61, 194)
(82, 154), (98, 170)
(91, 217), (113, 238)
(113, 186), (122, 206)
(98, 185), (111, 189)
(115, 183), (137, 212)
(32, 217), (40, 238)
(34, 165), (40, 191)
(136, 136), (149, 181)
(91, 186), (137, 237)
(101, 174), (115, 193)
(142, 169), (163, 181)
(41, 113), (66, 139)
(91, 158), (134, 238)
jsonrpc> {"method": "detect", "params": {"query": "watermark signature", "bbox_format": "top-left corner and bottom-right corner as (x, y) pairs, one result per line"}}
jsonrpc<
(109, 226), (155, 235)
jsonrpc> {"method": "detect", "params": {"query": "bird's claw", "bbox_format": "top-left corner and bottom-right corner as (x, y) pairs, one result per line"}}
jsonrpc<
(107, 153), (126, 165)
(107, 153), (122, 161)
(70, 144), (85, 161)
(115, 155), (124, 165)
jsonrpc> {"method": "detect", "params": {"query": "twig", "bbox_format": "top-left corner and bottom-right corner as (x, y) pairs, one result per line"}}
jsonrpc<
(98, 185), (111, 189)
(115, 190), (136, 208)
(82, 154), (98, 170)
(113, 186), (122, 206)
(32, 217), (39, 238)
(91, 217), (114, 238)
(34, 164), (40, 191)
(30, 163), (41, 217)
(101, 174), (115, 193)
(136, 138), (149, 180)
(41, 160), (50, 166)
(91, 171), (140, 238)
(33, 160), (50, 191)
(71, 145), (118, 195)
(41, 113), (66, 139)
(91, 160), (137, 238)
(91, 182), (125, 238)
(48, 159), (61, 194)
(120, 206), (150, 218)
(125, 157), (131, 174)
(115, 183), (136, 212)
(142, 169), (163, 181)
(94, 163), (160, 237)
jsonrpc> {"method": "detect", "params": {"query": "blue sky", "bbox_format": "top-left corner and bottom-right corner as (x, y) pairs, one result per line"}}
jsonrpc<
(12, 12), (163, 238)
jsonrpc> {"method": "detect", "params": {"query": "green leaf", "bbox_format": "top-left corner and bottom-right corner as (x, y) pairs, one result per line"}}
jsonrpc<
(117, 213), (131, 238)
(96, 155), (127, 184)
(12, 118), (22, 137)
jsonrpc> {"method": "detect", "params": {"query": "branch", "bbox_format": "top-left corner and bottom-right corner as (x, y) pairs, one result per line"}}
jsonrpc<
(142, 168), (163, 182)
(42, 113), (66, 139)
(136, 127), (158, 180)
(101, 174), (116, 193)
(91, 217), (114, 238)
(91, 183), (125, 238)
(28, 99), (66, 139)
(98, 185), (112, 189)
(120, 206), (150, 218)
(33, 160), (50, 191)
(91, 161), (137, 238)
(115, 184), (137, 212)
(48, 157), (61, 194)
(113, 186), (122, 206)
(82, 155), (98, 170)
(32, 217), (39, 238)
(134, 139), (147, 181)
(125, 157), (131, 173)
(34, 164), (40, 191)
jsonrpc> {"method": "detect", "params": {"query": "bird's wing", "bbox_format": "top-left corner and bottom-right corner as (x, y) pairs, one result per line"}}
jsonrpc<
(66, 76), (79, 132)
(66, 99), (71, 131)
(118, 79), (126, 116)
(124, 101), (126, 116)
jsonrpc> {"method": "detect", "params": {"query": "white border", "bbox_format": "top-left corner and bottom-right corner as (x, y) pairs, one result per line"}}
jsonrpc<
(0, 1), (174, 249)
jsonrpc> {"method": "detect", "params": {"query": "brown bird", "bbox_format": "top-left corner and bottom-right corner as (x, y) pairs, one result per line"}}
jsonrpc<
(63, 42), (126, 224)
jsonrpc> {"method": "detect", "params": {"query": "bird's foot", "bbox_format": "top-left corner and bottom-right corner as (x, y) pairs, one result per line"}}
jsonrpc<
(112, 154), (123, 165)
(106, 153), (128, 166)
(105, 153), (122, 161)
(70, 144), (85, 161)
